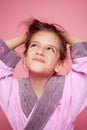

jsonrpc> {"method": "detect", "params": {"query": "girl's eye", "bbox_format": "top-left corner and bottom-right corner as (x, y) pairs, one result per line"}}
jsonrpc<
(30, 43), (38, 48)
(47, 47), (55, 53)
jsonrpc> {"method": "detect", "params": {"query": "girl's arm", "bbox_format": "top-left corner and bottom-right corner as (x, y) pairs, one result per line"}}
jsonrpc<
(67, 34), (86, 44)
(64, 32), (86, 45)
(5, 35), (26, 49)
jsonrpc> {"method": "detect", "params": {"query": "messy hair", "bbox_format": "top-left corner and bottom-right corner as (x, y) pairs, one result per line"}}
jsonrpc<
(24, 18), (70, 61)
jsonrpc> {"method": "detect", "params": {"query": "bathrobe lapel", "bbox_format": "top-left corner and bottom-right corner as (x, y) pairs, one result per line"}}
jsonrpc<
(22, 75), (65, 130)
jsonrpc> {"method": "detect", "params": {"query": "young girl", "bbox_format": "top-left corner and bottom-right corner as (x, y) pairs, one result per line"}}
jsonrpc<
(0, 19), (87, 130)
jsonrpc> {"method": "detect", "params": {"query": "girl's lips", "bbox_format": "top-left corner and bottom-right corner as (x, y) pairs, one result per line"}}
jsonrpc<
(33, 58), (45, 63)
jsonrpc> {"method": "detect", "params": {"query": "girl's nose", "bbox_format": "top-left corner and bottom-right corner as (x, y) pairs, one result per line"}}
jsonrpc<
(36, 47), (45, 56)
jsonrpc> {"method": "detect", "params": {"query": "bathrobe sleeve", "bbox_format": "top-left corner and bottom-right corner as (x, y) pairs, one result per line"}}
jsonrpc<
(0, 39), (21, 109)
(71, 41), (87, 75)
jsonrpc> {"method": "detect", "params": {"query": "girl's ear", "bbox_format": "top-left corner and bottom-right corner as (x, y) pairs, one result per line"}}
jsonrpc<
(54, 61), (63, 73)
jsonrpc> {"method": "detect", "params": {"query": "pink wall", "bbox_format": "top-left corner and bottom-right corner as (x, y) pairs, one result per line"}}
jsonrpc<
(0, 0), (87, 129)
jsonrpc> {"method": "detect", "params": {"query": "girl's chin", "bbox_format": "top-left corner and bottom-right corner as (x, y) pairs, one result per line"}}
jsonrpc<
(28, 67), (45, 73)
(29, 69), (45, 74)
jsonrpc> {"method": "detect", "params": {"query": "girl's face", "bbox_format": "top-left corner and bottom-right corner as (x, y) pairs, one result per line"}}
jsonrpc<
(25, 31), (62, 77)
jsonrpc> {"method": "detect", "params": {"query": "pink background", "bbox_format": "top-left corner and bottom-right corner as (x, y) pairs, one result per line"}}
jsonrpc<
(0, 0), (87, 130)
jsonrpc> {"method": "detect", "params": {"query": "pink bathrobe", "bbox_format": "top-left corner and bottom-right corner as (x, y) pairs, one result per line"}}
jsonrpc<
(0, 39), (87, 130)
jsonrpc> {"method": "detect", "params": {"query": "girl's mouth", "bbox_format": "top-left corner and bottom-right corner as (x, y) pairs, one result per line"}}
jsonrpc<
(33, 58), (45, 63)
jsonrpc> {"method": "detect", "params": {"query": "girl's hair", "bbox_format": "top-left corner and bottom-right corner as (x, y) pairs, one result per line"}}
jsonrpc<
(24, 18), (70, 61)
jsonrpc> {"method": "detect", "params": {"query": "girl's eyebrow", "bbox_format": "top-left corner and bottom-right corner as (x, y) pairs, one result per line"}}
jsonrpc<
(30, 41), (39, 44)
(30, 40), (39, 42)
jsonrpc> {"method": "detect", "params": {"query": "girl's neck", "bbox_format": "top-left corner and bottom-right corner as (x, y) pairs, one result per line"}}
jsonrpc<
(29, 73), (51, 98)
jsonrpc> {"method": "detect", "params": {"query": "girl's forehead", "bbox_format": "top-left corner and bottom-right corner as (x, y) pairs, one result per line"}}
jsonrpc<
(31, 31), (61, 47)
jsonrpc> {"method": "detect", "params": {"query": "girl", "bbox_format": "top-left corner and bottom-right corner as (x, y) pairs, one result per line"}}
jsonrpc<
(0, 19), (87, 130)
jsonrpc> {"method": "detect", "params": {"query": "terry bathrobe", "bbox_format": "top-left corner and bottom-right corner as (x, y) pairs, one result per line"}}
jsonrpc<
(0, 39), (87, 130)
